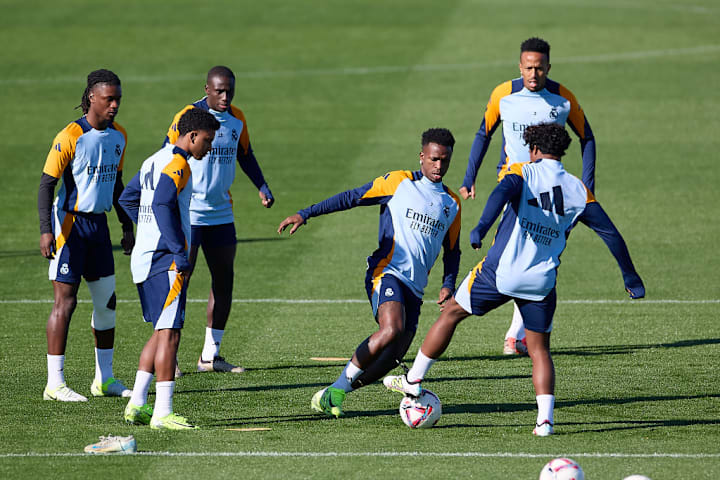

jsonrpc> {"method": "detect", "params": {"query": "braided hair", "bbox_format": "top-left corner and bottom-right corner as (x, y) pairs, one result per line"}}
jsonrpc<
(78, 69), (121, 114)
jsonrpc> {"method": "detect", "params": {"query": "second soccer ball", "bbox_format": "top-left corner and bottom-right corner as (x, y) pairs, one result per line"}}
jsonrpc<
(539, 458), (585, 480)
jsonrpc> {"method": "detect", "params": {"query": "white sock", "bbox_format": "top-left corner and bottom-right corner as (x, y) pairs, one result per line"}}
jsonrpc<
(505, 303), (526, 340)
(407, 349), (436, 383)
(201, 328), (224, 361)
(536, 394), (555, 425)
(47, 354), (65, 389)
(94, 348), (114, 383)
(129, 370), (154, 407)
(330, 361), (364, 392)
(153, 381), (175, 418)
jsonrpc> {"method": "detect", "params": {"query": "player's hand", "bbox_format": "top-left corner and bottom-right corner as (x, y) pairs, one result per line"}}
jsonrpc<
(172, 255), (192, 274)
(278, 214), (305, 235)
(459, 184), (476, 200)
(259, 190), (274, 208)
(469, 226), (483, 250)
(437, 287), (453, 310)
(40, 233), (56, 259)
(121, 230), (135, 255)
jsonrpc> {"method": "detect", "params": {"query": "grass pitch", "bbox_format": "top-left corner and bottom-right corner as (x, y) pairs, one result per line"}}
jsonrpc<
(1, 1), (719, 478)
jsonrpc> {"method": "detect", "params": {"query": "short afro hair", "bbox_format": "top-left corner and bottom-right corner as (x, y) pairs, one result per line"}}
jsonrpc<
(421, 128), (455, 149)
(178, 108), (221, 136)
(523, 123), (571, 158)
(207, 65), (235, 82)
(520, 37), (550, 60)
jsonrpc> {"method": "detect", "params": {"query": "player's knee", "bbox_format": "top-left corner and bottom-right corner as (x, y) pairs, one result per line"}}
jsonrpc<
(53, 295), (78, 317)
(87, 276), (116, 331)
(439, 300), (468, 326)
(377, 323), (403, 346)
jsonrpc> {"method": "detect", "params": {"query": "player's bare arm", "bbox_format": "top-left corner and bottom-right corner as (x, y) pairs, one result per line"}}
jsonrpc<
(278, 213), (305, 235)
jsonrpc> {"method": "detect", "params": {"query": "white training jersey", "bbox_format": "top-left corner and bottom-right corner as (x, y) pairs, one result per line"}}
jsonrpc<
(494, 159), (590, 300)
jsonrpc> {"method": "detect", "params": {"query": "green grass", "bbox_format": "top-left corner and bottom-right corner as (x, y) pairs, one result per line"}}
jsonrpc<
(1, 0), (719, 478)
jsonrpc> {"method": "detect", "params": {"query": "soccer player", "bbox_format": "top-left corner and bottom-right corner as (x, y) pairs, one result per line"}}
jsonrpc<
(119, 108), (220, 430)
(164, 66), (274, 375)
(460, 37), (597, 355)
(278, 128), (461, 417)
(384, 123), (644, 436)
(38, 69), (135, 402)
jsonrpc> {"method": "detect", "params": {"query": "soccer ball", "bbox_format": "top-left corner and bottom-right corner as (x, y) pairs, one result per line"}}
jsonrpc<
(539, 458), (585, 480)
(399, 389), (442, 429)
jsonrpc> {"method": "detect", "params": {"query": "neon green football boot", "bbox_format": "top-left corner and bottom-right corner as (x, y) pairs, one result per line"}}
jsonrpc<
(311, 387), (346, 418)
(124, 402), (154, 425)
(150, 412), (198, 430)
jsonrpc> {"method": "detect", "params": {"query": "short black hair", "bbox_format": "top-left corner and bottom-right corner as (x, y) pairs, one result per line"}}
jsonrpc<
(207, 65), (235, 82)
(78, 69), (121, 114)
(520, 37), (550, 60)
(421, 128), (455, 149)
(523, 123), (571, 157)
(178, 108), (221, 136)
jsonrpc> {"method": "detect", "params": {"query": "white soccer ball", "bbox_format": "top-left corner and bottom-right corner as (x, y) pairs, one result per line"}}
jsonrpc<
(399, 389), (442, 429)
(539, 458), (585, 480)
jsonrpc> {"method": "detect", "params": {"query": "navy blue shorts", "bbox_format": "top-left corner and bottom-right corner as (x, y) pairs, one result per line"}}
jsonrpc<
(48, 210), (114, 283)
(190, 223), (237, 248)
(365, 274), (423, 334)
(137, 270), (188, 330)
(454, 267), (557, 333)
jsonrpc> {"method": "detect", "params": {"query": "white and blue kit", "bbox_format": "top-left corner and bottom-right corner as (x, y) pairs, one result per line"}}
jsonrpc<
(119, 144), (193, 329)
(40, 116), (130, 282)
(164, 98), (273, 247)
(298, 170), (462, 329)
(462, 78), (596, 192)
(455, 159), (644, 332)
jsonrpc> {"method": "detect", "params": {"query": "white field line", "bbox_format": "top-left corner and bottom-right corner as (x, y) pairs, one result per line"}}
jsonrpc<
(2, 451), (719, 458)
(0, 298), (718, 305)
(1, 45), (719, 85)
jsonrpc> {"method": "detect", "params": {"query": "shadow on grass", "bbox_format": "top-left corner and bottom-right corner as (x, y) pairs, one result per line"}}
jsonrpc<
(0, 249), (38, 258)
(0, 237), (285, 259)
(560, 417), (720, 434)
(236, 237), (286, 244)
(552, 337), (720, 356)
(436, 338), (720, 363)
(174, 373), (530, 396)
(201, 392), (720, 428)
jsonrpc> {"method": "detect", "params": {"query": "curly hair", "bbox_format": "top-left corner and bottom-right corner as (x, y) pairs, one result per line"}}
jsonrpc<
(421, 128), (455, 149)
(520, 37), (550, 60)
(78, 69), (121, 114)
(523, 123), (571, 158)
(178, 108), (221, 136)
